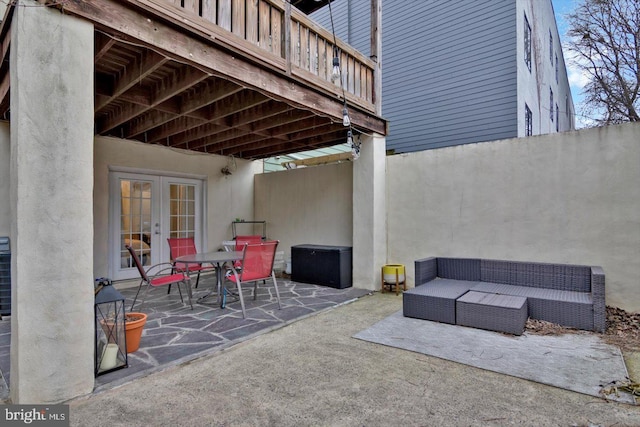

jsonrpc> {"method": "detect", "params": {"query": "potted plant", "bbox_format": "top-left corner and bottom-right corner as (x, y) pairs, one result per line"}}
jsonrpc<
(124, 312), (147, 353)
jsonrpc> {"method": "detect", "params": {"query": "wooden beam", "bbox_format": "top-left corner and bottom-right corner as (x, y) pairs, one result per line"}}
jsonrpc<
(216, 135), (305, 156)
(95, 32), (117, 63)
(125, 78), (243, 139)
(179, 79), (243, 115)
(172, 106), (314, 150)
(0, 71), (9, 116)
(284, 0), (291, 75)
(203, 89), (270, 121)
(0, 22), (10, 112)
(286, 122), (343, 141)
(370, 0), (382, 115)
(225, 101), (293, 129)
(97, 64), (209, 133)
(96, 48), (169, 111)
(236, 134), (346, 159)
(1, 29), (10, 70)
(174, 102), (296, 146)
(185, 127), (255, 150)
(226, 128), (346, 157)
(97, 102), (149, 134)
(266, 116), (333, 138)
(57, 0), (386, 135)
(171, 123), (233, 149)
(145, 116), (209, 143)
(186, 112), (339, 155)
(126, 110), (193, 138)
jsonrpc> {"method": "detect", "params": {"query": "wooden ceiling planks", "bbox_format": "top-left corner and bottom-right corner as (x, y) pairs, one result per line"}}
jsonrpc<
(0, 0), (385, 160)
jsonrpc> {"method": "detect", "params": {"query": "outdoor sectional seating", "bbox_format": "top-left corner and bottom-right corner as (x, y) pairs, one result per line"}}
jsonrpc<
(403, 257), (606, 333)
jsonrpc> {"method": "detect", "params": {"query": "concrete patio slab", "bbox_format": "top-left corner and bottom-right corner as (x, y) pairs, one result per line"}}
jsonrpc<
(65, 292), (640, 426)
(354, 310), (635, 404)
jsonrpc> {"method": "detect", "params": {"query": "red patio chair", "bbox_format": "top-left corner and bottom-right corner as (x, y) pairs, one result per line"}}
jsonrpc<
(232, 235), (263, 269)
(224, 235), (266, 292)
(126, 244), (193, 311)
(167, 237), (213, 294)
(226, 240), (281, 318)
(234, 235), (263, 251)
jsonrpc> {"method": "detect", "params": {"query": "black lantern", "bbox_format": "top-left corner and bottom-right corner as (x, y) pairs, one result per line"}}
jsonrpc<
(94, 278), (128, 376)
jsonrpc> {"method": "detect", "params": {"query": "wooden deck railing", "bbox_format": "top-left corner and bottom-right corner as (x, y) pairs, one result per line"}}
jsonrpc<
(158, 0), (376, 111)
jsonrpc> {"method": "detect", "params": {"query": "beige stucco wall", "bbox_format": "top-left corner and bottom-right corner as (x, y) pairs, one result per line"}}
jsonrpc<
(10, 1), (95, 403)
(352, 134), (387, 289)
(93, 136), (260, 279)
(5, 123), (640, 309)
(0, 122), (9, 237)
(254, 162), (353, 262)
(387, 123), (640, 312)
(253, 134), (386, 291)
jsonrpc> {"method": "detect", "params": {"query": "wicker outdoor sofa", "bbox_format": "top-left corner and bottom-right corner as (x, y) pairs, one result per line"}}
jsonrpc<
(403, 257), (606, 334)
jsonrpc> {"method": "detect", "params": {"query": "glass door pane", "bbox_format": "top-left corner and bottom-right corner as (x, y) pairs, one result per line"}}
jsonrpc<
(162, 177), (203, 254)
(110, 173), (160, 280)
(120, 179), (153, 269)
(110, 173), (203, 280)
(169, 183), (196, 239)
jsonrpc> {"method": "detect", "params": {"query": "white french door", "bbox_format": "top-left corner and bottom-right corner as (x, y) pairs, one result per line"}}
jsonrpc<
(109, 172), (204, 280)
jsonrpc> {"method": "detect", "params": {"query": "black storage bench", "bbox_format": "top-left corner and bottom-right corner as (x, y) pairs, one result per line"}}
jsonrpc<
(291, 244), (352, 288)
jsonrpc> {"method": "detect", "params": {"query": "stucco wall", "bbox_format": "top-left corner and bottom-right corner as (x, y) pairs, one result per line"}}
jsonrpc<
(387, 123), (640, 312)
(0, 121), (9, 236)
(93, 136), (260, 278)
(5, 125), (639, 309)
(254, 162), (353, 261)
(10, 1), (95, 402)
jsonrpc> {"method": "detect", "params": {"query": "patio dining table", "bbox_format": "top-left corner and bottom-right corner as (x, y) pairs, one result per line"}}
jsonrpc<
(176, 250), (243, 306)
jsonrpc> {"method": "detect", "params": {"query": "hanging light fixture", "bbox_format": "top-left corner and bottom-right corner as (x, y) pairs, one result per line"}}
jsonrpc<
(326, 0), (360, 161)
(328, 0), (340, 83)
(342, 105), (351, 127)
(332, 50), (341, 82)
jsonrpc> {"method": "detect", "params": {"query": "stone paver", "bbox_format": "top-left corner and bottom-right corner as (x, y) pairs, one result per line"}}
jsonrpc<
(0, 275), (369, 399)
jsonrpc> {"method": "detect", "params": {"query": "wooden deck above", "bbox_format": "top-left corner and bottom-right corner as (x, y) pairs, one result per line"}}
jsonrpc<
(0, 0), (386, 160)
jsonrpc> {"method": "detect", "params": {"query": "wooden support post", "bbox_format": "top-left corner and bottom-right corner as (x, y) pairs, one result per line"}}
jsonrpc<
(370, 0), (382, 116)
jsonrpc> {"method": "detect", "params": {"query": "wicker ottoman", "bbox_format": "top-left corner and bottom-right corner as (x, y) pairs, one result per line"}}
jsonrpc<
(403, 279), (475, 324)
(456, 291), (528, 335)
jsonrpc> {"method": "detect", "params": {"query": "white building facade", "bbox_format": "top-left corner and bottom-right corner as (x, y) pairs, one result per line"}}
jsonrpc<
(518, 0), (575, 138)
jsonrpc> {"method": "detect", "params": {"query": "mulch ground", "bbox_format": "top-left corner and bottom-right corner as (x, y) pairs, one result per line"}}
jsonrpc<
(526, 306), (640, 352)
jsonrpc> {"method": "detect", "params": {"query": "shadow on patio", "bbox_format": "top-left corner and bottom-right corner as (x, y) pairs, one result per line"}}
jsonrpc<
(0, 274), (370, 398)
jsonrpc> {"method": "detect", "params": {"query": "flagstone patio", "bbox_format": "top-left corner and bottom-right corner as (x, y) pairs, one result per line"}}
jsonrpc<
(0, 275), (370, 399)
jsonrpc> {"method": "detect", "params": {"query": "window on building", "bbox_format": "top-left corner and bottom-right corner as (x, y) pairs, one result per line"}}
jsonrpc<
(565, 96), (569, 119)
(555, 54), (559, 83)
(556, 103), (559, 131)
(550, 88), (554, 121)
(549, 30), (553, 64)
(525, 104), (533, 136)
(524, 15), (532, 72)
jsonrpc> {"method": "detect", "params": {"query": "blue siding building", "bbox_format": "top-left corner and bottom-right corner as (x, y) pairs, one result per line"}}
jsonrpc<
(312, 0), (574, 153)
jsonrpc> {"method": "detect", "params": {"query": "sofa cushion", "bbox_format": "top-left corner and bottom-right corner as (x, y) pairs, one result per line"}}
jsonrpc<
(437, 258), (481, 281)
(471, 282), (594, 330)
(480, 259), (592, 292)
(403, 278), (476, 324)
